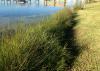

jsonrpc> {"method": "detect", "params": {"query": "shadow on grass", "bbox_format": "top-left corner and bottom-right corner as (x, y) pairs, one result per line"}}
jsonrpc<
(61, 13), (82, 70)
(47, 12), (82, 70)
(48, 12), (82, 70)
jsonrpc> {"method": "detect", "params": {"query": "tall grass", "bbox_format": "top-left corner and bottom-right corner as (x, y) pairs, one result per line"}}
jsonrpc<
(0, 8), (73, 71)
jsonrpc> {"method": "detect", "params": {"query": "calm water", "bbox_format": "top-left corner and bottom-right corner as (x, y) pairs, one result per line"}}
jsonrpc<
(0, 1), (62, 24)
(0, 0), (78, 25)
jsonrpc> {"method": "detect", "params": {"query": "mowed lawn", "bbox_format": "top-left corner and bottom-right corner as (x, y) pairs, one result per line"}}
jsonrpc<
(72, 2), (100, 71)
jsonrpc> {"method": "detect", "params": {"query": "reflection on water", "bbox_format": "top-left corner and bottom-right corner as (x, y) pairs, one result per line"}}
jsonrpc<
(0, 0), (62, 24)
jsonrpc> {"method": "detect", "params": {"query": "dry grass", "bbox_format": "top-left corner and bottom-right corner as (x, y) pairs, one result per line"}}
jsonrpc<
(72, 2), (100, 71)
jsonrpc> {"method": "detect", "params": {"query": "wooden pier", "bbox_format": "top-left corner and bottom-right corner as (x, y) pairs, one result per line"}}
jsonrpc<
(0, 0), (68, 7)
(0, 0), (32, 5)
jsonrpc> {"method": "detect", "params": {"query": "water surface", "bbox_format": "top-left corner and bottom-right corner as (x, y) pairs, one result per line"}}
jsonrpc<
(0, 1), (62, 24)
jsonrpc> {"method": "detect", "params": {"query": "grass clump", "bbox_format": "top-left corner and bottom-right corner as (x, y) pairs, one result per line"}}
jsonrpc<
(0, 8), (73, 71)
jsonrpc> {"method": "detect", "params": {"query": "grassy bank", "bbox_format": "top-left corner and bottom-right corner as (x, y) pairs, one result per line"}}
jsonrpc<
(0, 8), (77, 71)
(1, 2), (99, 71)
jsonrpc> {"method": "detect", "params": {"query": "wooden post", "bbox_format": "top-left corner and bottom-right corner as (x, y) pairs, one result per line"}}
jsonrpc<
(64, 0), (66, 7)
(30, 0), (31, 5)
(9, 0), (11, 5)
(7, 0), (9, 5)
(44, 0), (45, 6)
(54, 0), (56, 6)
(16, 0), (17, 4)
(4, 0), (6, 5)
(37, 0), (39, 6)
(45, 0), (47, 6)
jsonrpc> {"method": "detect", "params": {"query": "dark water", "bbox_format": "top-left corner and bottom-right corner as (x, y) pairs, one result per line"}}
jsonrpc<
(0, 1), (62, 25)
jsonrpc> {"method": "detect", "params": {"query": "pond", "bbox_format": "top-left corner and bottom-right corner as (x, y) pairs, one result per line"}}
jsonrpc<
(0, 0), (62, 25)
